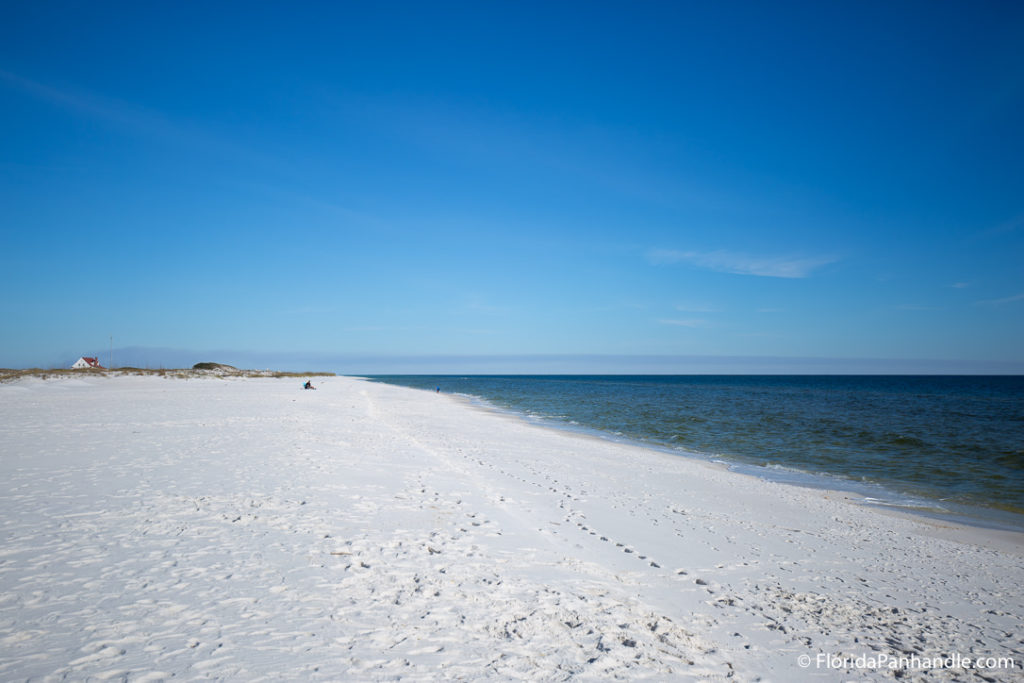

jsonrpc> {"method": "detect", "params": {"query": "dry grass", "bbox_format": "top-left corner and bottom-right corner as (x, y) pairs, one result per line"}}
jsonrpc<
(0, 367), (336, 384)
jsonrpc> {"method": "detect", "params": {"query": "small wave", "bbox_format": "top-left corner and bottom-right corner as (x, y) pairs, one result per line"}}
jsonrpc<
(884, 434), (929, 449)
(860, 496), (950, 513)
(995, 450), (1024, 470)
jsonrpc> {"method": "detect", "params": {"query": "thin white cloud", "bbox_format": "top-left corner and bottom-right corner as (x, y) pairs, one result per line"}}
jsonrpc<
(0, 68), (280, 171)
(659, 318), (710, 328)
(950, 282), (971, 289)
(674, 302), (721, 313)
(648, 248), (836, 279)
(977, 292), (1024, 306)
(981, 212), (1024, 238)
(735, 331), (787, 339)
(462, 296), (510, 315)
(895, 304), (940, 311)
(282, 305), (336, 315)
(345, 325), (420, 332)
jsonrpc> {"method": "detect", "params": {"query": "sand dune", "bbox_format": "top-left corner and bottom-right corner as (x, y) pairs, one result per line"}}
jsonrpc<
(1, 375), (1021, 680)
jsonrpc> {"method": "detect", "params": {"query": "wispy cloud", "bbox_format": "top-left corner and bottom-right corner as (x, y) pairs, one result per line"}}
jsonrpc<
(981, 213), (1024, 238)
(977, 292), (1024, 307)
(461, 296), (511, 316)
(674, 302), (721, 313)
(345, 325), (420, 332)
(282, 305), (336, 315)
(950, 282), (971, 289)
(0, 68), (208, 149)
(895, 304), (940, 311)
(659, 318), (710, 328)
(648, 249), (836, 279)
(0, 68), (280, 171)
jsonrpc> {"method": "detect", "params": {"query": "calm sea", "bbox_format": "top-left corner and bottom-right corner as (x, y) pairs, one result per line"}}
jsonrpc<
(368, 375), (1024, 530)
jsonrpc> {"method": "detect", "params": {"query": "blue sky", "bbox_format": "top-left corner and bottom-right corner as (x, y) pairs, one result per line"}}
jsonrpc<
(2, 1), (1022, 373)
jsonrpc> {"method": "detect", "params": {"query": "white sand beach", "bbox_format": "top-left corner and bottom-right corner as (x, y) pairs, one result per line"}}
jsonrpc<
(1, 374), (1022, 681)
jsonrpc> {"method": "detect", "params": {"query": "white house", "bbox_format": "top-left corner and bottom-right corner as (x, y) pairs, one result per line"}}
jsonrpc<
(71, 356), (104, 369)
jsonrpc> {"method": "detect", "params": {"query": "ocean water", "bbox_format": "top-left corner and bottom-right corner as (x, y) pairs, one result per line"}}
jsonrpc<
(368, 375), (1024, 529)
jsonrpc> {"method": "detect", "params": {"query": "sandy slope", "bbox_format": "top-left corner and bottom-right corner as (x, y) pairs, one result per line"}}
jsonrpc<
(1, 375), (1021, 681)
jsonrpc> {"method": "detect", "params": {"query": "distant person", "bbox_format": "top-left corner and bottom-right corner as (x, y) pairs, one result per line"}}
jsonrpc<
(436, 386), (440, 393)
(304, 380), (315, 390)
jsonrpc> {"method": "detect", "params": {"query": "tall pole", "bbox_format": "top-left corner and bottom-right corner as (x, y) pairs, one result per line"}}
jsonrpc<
(110, 335), (113, 370)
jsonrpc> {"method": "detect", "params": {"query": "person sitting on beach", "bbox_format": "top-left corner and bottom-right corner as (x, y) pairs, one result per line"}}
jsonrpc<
(303, 380), (315, 390)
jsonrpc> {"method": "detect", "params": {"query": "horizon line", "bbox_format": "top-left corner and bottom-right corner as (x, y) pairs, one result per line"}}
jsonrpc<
(19, 347), (1024, 376)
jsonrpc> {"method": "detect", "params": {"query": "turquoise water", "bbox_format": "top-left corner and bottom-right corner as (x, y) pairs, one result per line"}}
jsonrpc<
(368, 375), (1024, 528)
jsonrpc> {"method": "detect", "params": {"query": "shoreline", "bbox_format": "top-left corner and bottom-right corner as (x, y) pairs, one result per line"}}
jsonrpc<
(2, 374), (1022, 679)
(429, 381), (1024, 554)
(371, 376), (1024, 538)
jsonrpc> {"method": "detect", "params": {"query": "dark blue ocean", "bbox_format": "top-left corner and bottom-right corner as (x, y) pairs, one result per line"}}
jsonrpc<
(368, 375), (1024, 529)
